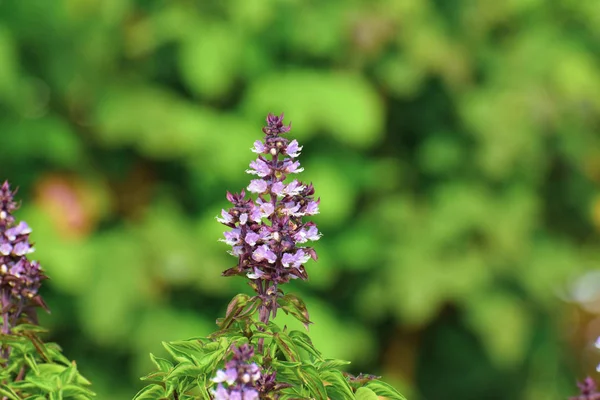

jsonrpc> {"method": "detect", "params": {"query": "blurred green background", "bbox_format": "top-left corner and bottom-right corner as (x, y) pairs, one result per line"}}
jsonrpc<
(1, 0), (600, 399)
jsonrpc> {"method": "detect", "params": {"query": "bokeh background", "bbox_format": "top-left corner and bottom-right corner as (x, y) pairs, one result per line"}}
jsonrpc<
(1, 0), (600, 399)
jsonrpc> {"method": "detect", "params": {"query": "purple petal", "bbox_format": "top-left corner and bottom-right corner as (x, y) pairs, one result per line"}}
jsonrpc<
(251, 140), (266, 154)
(252, 245), (277, 264)
(0, 243), (12, 256)
(271, 182), (285, 196)
(216, 210), (234, 224)
(244, 232), (260, 246)
(247, 179), (268, 194)
(12, 242), (31, 256)
(304, 201), (320, 215)
(285, 140), (302, 158)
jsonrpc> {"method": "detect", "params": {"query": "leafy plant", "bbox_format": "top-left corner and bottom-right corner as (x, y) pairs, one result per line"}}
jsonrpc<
(0, 182), (94, 399)
(134, 114), (406, 400)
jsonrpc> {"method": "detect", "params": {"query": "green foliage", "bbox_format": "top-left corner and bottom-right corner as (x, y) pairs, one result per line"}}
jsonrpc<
(135, 313), (405, 400)
(0, 326), (94, 399)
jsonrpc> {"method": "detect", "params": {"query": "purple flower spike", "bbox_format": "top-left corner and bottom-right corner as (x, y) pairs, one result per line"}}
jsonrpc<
(0, 181), (49, 341)
(211, 344), (273, 400)
(570, 376), (600, 400)
(217, 114), (320, 326)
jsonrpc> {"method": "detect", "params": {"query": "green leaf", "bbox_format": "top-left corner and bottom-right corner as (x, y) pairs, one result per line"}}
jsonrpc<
(58, 363), (78, 385)
(132, 384), (166, 400)
(60, 384), (96, 398)
(299, 364), (328, 400)
(289, 330), (322, 361)
(140, 371), (167, 382)
(0, 385), (20, 400)
(25, 374), (56, 392)
(166, 362), (205, 380)
(355, 387), (379, 400)
(24, 352), (40, 375)
(316, 358), (351, 370)
(162, 341), (197, 364)
(149, 353), (174, 373)
(364, 380), (407, 400)
(273, 331), (300, 362)
(321, 370), (354, 400)
(279, 293), (312, 330)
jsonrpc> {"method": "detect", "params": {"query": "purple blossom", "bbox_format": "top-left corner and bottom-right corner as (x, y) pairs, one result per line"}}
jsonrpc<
(216, 210), (234, 225)
(12, 241), (32, 256)
(0, 181), (49, 342)
(221, 229), (241, 246)
(304, 200), (320, 215)
(211, 344), (269, 400)
(247, 179), (268, 194)
(294, 226), (321, 243)
(282, 160), (303, 174)
(281, 249), (310, 269)
(570, 377), (600, 400)
(284, 180), (304, 196)
(251, 140), (266, 154)
(271, 182), (285, 196)
(5, 221), (32, 240)
(217, 114), (320, 327)
(244, 232), (261, 246)
(247, 159), (271, 177)
(252, 245), (276, 264)
(285, 140), (302, 158)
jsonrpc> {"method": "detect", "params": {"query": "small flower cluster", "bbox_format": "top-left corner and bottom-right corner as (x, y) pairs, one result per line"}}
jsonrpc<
(570, 377), (600, 400)
(211, 344), (274, 400)
(217, 113), (320, 291)
(0, 181), (48, 336)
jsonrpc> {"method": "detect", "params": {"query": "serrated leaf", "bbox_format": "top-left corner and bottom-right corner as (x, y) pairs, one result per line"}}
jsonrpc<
(317, 358), (351, 370)
(24, 352), (40, 375)
(364, 380), (406, 400)
(24, 374), (56, 392)
(166, 362), (205, 380)
(162, 341), (196, 364)
(58, 363), (78, 385)
(132, 384), (166, 400)
(0, 385), (20, 400)
(150, 354), (174, 373)
(289, 330), (322, 361)
(299, 364), (328, 399)
(273, 332), (300, 362)
(279, 294), (312, 330)
(321, 370), (354, 400)
(60, 384), (95, 398)
(140, 371), (167, 382)
(355, 387), (379, 400)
